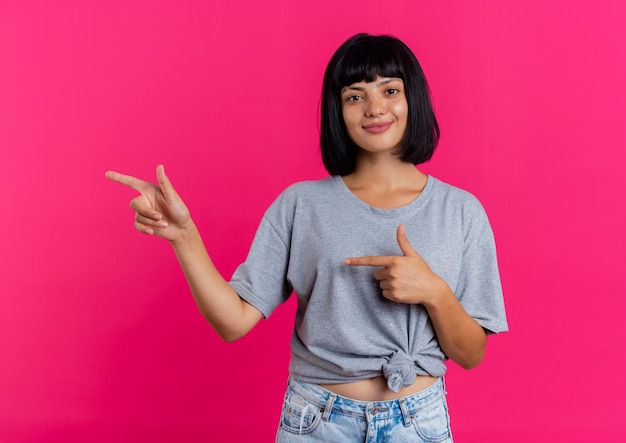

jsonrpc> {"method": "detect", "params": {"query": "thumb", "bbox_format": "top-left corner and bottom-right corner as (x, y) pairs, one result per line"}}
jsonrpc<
(156, 164), (178, 200)
(396, 224), (419, 257)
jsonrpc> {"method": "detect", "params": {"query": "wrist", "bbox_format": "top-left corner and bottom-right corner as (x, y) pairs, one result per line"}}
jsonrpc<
(422, 276), (454, 310)
(169, 218), (199, 247)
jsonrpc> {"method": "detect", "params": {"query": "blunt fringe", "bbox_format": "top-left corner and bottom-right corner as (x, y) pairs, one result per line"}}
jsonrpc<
(320, 34), (440, 176)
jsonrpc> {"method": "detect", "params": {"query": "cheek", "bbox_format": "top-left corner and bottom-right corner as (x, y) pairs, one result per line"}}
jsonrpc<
(392, 103), (409, 136)
(342, 107), (353, 124)
(391, 101), (408, 121)
(342, 108), (360, 133)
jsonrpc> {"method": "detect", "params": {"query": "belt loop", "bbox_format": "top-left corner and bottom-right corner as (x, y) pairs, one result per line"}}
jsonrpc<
(398, 398), (411, 427)
(321, 393), (336, 422)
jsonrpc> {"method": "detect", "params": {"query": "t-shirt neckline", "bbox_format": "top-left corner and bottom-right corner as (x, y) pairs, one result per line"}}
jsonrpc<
(332, 174), (435, 217)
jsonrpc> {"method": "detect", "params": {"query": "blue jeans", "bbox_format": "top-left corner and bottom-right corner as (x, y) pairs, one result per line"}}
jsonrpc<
(276, 377), (453, 442)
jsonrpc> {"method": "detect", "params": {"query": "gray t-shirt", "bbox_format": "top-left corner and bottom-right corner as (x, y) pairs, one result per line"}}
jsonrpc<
(230, 175), (508, 392)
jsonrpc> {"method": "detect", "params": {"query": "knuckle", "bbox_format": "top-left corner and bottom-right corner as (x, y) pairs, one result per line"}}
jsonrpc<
(129, 198), (141, 210)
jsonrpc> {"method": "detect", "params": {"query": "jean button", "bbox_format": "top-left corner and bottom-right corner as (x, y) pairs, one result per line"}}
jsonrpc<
(370, 406), (379, 415)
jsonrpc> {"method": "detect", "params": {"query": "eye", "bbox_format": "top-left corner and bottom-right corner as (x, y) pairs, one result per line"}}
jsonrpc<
(386, 88), (400, 95)
(345, 95), (363, 102)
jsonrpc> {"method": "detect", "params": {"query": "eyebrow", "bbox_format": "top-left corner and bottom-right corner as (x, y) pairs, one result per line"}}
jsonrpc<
(342, 77), (402, 92)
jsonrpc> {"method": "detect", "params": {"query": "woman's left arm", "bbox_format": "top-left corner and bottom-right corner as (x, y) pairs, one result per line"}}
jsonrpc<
(421, 283), (486, 369)
(345, 224), (486, 369)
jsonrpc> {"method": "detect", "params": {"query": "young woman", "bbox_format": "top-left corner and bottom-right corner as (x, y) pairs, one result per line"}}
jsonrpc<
(106, 34), (508, 442)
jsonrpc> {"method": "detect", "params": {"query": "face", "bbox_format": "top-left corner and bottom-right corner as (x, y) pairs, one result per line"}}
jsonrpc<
(341, 76), (408, 156)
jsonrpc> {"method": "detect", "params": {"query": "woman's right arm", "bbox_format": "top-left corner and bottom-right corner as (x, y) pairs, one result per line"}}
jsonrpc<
(105, 165), (263, 342)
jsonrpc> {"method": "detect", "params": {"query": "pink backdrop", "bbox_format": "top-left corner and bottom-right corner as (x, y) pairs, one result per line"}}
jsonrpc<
(1, 1), (625, 441)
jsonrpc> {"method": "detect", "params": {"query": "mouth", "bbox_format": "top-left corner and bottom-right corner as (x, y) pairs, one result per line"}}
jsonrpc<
(362, 122), (392, 134)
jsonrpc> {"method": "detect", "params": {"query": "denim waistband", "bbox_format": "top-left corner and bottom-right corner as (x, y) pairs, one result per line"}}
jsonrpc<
(287, 377), (445, 424)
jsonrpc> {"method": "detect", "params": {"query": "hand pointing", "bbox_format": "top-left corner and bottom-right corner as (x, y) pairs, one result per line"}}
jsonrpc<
(344, 225), (446, 305)
(105, 165), (191, 242)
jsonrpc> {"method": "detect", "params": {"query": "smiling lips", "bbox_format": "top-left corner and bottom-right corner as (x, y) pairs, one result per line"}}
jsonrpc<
(362, 122), (393, 134)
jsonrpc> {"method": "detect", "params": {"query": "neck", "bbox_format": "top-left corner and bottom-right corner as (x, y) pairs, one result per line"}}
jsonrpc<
(341, 158), (428, 209)
(345, 155), (426, 191)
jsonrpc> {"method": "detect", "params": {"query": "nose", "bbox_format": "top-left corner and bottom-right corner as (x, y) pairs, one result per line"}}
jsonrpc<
(365, 96), (385, 117)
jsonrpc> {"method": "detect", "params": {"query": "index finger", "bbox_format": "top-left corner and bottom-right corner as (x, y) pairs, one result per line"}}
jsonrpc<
(344, 256), (395, 267)
(105, 170), (150, 193)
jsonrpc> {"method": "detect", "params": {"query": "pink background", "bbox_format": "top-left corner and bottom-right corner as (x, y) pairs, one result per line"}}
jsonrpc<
(1, 0), (625, 441)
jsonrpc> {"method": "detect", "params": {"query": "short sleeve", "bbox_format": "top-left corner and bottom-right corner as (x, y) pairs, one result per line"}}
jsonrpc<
(228, 194), (294, 319)
(455, 200), (509, 334)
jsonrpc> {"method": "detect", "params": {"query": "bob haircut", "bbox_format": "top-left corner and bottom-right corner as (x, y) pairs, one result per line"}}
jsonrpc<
(320, 34), (440, 176)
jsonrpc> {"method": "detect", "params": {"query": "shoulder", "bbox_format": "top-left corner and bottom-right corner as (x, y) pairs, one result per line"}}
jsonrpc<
(264, 176), (337, 217)
(429, 176), (487, 214)
(429, 176), (479, 203)
(281, 176), (337, 195)
(272, 176), (337, 205)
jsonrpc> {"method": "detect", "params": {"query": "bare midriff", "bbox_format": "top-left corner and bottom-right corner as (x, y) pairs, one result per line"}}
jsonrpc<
(320, 375), (438, 402)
